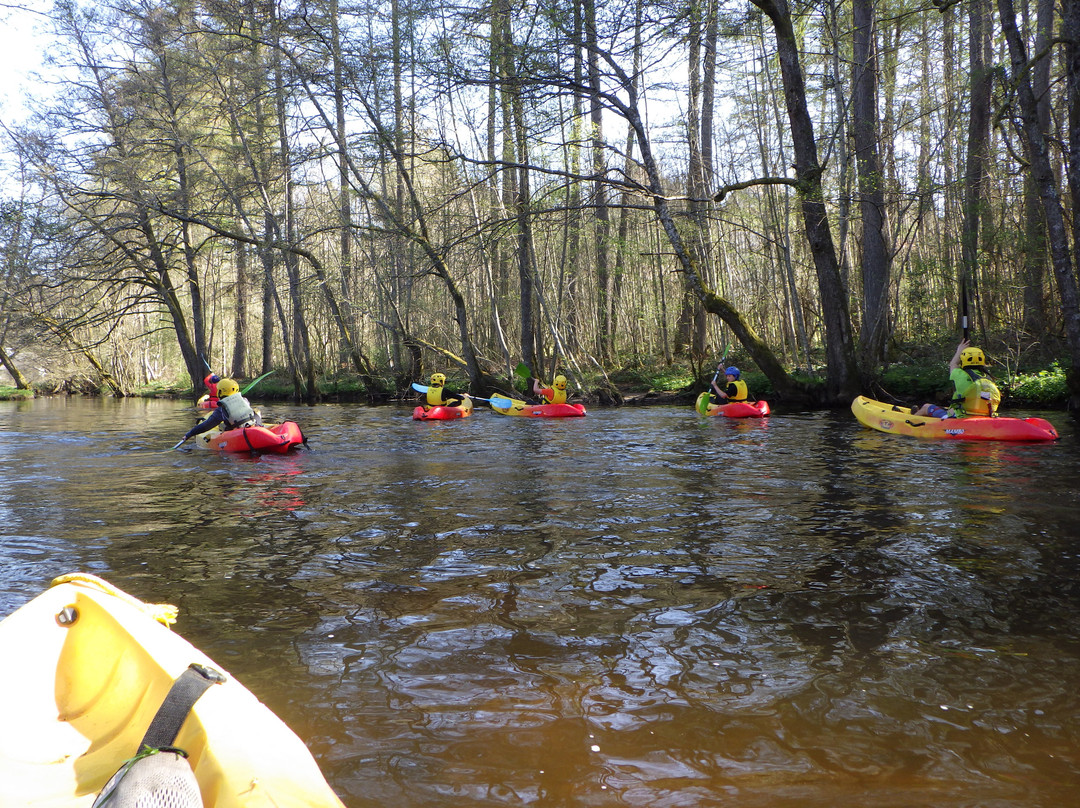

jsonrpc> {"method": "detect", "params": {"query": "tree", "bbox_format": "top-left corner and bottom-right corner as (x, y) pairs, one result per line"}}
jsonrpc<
(852, 0), (892, 367)
(748, 0), (859, 401)
(998, 0), (1080, 409)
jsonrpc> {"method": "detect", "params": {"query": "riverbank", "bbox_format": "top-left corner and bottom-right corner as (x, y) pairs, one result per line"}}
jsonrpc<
(2, 355), (1072, 410)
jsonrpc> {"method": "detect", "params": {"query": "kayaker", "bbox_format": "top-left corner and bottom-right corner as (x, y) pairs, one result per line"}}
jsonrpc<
(203, 372), (221, 407)
(425, 373), (469, 408)
(532, 374), (569, 405)
(913, 339), (1002, 418)
(180, 378), (263, 442)
(710, 366), (749, 405)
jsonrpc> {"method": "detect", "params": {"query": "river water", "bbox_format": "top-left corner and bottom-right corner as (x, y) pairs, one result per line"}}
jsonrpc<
(2, 396), (1079, 807)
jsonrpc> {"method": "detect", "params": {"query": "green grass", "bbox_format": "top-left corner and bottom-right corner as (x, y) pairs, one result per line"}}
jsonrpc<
(0, 386), (35, 400)
(609, 364), (697, 392)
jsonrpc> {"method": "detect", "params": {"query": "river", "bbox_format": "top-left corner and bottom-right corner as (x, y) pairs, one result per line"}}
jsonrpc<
(2, 396), (1079, 807)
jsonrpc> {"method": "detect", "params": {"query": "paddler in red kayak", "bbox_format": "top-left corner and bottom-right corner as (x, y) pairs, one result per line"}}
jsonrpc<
(179, 378), (263, 444)
(709, 366), (749, 406)
(425, 373), (470, 408)
(532, 374), (569, 405)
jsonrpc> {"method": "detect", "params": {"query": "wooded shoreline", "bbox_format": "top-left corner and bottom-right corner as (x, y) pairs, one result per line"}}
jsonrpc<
(3, 355), (1071, 413)
(3, 0), (1080, 416)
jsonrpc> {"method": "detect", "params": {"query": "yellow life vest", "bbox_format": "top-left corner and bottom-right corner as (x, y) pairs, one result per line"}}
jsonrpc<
(425, 387), (446, 406)
(954, 370), (1001, 416)
(729, 379), (748, 402)
(542, 385), (567, 405)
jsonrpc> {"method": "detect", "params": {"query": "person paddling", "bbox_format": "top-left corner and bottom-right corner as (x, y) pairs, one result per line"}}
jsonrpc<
(532, 374), (569, 405)
(710, 366), (749, 405)
(913, 339), (1001, 418)
(202, 373), (221, 407)
(177, 378), (262, 445)
(424, 373), (470, 408)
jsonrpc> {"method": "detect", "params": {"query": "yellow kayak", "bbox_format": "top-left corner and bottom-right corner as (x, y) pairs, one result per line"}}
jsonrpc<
(0, 573), (345, 808)
(851, 395), (1058, 441)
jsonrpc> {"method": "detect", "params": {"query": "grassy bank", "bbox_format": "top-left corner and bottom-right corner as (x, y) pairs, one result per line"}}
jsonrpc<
(0, 386), (35, 401)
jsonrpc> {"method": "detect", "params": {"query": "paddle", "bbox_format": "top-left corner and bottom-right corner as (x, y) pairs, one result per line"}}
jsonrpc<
(242, 370), (275, 395)
(410, 383), (515, 408)
(701, 345), (730, 412)
(960, 277), (970, 341)
(513, 362), (531, 381)
(171, 438), (188, 450)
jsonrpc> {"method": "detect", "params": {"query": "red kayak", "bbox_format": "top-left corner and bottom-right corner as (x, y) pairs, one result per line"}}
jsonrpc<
(413, 403), (473, 421)
(695, 392), (770, 418)
(195, 421), (306, 453)
(195, 394), (219, 410)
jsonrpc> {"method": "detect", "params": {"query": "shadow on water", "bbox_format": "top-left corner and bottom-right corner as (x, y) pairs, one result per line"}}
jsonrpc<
(2, 398), (1080, 806)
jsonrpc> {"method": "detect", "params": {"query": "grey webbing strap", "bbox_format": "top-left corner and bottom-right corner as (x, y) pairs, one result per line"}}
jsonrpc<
(139, 663), (226, 752)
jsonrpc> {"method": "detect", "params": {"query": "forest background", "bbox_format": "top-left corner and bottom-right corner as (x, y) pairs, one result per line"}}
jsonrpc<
(0, 0), (1078, 412)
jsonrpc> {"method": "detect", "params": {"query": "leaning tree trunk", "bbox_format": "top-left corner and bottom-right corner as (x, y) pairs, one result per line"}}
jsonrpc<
(0, 344), (32, 389)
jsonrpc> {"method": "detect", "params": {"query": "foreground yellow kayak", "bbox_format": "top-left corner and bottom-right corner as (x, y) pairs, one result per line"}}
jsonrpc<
(0, 573), (345, 808)
(851, 395), (1058, 441)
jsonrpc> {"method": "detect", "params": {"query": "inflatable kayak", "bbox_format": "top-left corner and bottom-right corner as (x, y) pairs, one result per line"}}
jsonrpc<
(0, 573), (346, 808)
(412, 399), (473, 421)
(194, 421), (306, 453)
(489, 398), (586, 417)
(695, 392), (770, 417)
(851, 396), (1058, 441)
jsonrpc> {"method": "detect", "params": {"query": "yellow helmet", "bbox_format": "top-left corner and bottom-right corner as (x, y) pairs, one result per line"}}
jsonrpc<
(217, 378), (239, 397)
(430, 373), (446, 386)
(554, 374), (567, 390)
(960, 347), (985, 368)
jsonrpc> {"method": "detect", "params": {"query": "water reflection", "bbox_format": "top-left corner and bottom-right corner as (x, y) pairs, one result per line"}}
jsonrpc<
(1, 399), (1078, 806)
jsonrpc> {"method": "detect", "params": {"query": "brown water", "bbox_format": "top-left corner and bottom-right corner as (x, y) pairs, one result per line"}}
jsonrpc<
(2, 396), (1079, 807)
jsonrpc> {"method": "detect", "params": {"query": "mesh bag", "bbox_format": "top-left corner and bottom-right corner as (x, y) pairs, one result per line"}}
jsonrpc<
(92, 750), (203, 808)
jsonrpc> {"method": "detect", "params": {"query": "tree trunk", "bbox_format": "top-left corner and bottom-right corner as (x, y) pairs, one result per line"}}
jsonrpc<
(751, 0), (860, 402)
(0, 344), (32, 389)
(999, 0), (1080, 410)
(584, 0), (613, 363)
(853, 0), (892, 367)
(961, 0), (993, 334)
(232, 236), (250, 377)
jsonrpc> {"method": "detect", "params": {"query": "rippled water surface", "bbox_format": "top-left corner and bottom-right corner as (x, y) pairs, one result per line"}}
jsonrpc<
(3, 396), (1080, 807)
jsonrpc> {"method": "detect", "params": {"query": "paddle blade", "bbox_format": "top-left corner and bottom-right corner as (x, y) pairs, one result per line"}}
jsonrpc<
(695, 392), (711, 416)
(513, 362), (531, 380)
(241, 370), (275, 395)
(411, 382), (430, 393)
(171, 438), (187, 450)
(489, 395), (516, 409)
